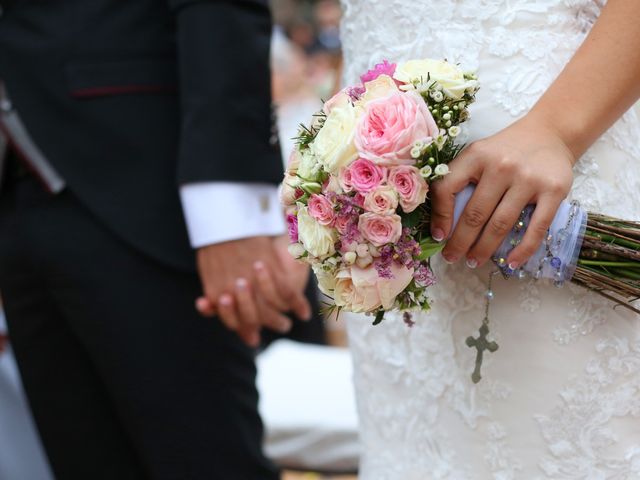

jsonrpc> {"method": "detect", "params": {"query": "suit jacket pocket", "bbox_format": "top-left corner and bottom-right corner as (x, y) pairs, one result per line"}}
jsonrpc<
(65, 58), (178, 99)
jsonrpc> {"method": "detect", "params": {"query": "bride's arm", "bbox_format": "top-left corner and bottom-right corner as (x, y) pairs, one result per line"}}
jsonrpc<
(430, 0), (640, 270)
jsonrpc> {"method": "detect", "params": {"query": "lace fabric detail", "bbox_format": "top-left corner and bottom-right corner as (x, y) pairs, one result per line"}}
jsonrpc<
(534, 337), (640, 479)
(341, 0), (640, 478)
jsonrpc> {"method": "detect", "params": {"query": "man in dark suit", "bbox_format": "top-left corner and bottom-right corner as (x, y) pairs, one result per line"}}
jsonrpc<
(0, 0), (310, 478)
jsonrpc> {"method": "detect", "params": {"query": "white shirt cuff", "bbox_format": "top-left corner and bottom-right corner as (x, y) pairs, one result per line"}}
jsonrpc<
(180, 182), (287, 248)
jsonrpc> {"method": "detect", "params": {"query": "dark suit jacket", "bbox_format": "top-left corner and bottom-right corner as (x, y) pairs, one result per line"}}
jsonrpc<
(0, 0), (283, 271)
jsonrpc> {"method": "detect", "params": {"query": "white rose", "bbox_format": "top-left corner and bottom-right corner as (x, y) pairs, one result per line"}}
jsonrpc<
(297, 149), (321, 181)
(311, 101), (360, 174)
(312, 264), (337, 296)
(394, 59), (478, 100)
(288, 243), (306, 258)
(359, 74), (399, 105)
(297, 206), (337, 259)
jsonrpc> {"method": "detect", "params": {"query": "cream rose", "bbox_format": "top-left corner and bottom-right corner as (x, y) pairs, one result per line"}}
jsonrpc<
(297, 149), (321, 181)
(334, 263), (414, 312)
(394, 59), (478, 100)
(312, 264), (338, 296)
(359, 74), (399, 105)
(280, 173), (301, 206)
(287, 149), (302, 174)
(297, 206), (337, 259)
(311, 101), (359, 174)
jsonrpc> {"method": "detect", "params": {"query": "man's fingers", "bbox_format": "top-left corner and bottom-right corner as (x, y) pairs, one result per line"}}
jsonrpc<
(217, 294), (239, 332)
(257, 297), (293, 334)
(467, 187), (532, 267)
(254, 261), (289, 311)
(234, 278), (260, 331)
(195, 296), (217, 317)
(507, 194), (562, 268)
(430, 147), (483, 241)
(219, 292), (261, 347)
(271, 269), (312, 321)
(443, 176), (508, 264)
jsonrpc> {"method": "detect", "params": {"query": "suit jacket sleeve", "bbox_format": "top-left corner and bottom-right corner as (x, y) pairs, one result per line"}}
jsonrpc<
(170, 0), (283, 186)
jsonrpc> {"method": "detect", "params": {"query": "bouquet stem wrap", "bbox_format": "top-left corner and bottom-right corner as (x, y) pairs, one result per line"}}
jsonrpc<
(453, 185), (588, 283)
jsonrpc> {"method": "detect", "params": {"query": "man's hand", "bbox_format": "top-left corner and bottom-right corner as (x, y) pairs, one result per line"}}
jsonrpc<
(195, 236), (311, 347)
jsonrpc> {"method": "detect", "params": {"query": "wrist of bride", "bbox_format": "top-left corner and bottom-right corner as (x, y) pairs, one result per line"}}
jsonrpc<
(520, 108), (584, 166)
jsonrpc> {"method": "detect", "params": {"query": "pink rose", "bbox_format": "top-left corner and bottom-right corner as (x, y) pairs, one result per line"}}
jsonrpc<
(388, 165), (429, 213)
(346, 158), (386, 194)
(364, 186), (399, 215)
(308, 194), (335, 226)
(358, 212), (402, 247)
(334, 263), (414, 312)
(334, 214), (354, 235)
(339, 167), (354, 193)
(360, 60), (397, 84)
(355, 91), (438, 166)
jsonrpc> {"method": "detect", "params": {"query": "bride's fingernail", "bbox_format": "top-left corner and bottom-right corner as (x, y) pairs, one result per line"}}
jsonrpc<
(254, 261), (265, 271)
(508, 262), (519, 270)
(432, 228), (445, 242)
(466, 258), (478, 269)
(236, 278), (248, 290)
(442, 253), (457, 264)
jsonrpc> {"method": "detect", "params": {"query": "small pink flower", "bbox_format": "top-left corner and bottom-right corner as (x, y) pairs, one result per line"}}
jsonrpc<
(358, 212), (402, 247)
(355, 91), (439, 166)
(308, 194), (336, 226)
(335, 215), (354, 235)
(347, 158), (386, 194)
(352, 193), (366, 208)
(364, 186), (399, 215)
(388, 165), (429, 213)
(339, 167), (355, 193)
(286, 214), (299, 243)
(360, 60), (397, 84)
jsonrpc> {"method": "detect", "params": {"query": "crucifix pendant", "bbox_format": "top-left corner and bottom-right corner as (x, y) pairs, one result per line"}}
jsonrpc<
(466, 319), (499, 384)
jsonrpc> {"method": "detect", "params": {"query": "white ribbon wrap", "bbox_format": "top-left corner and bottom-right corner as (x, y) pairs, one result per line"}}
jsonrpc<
(453, 185), (587, 281)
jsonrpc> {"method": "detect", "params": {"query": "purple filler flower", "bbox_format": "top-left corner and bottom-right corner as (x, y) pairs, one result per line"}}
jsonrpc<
(347, 85), (366, 101)
(414, 263), (437, 287)
(286, 214), (298, 243)
(360, 60), (397, 84)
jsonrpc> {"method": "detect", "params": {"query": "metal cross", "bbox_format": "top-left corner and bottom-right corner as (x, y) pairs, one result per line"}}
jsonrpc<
(466, 321), (499, 384)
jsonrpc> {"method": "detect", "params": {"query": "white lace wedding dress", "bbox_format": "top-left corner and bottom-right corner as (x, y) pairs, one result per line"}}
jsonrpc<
(340, 1), (640, 478)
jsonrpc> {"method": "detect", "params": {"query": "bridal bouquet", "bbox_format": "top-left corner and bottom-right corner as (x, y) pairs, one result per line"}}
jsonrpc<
(282, 58), (640, 381)
(281, 59), (479, 323)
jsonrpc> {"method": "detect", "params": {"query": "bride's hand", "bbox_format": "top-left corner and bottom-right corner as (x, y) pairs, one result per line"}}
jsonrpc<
(430, 117), (575, 270)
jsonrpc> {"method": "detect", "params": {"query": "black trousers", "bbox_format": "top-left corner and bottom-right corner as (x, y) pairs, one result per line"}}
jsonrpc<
(0, 174), (279, 480)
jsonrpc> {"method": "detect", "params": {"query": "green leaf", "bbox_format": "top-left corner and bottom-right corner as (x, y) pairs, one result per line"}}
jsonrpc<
(401, 209), (422, 229)
(418, 237), (445, 260)
(372, 309), (385, 325)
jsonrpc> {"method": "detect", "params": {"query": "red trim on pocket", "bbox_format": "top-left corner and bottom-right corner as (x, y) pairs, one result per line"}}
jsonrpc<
(71, 84), (177, 98)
